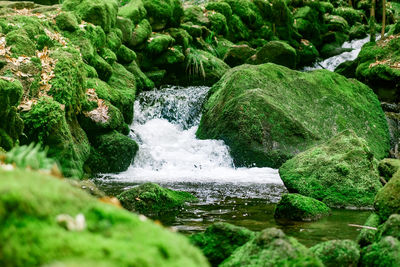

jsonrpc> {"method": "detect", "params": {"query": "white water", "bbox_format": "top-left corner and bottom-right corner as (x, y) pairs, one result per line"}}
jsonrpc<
(101, 86), (282, 185)
(304, 35), (380, 71)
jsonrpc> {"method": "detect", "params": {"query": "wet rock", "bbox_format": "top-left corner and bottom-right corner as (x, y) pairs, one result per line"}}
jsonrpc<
(310, 240), (360, 267)
(190, 222), (255, 266)
(274, 193), (331, 221)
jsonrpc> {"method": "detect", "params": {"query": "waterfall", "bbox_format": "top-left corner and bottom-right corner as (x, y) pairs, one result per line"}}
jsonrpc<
(100, 86), (282, 186)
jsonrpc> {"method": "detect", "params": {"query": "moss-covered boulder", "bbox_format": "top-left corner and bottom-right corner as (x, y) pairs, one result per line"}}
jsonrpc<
(0, 168), (208, 266)
(118, 0), (147, 24)
(22, 97), (90, 178)
(220, 228), (323, 267)
(190, 223), (255, 266)
(223, 45), (255, 67)
(86, 130), (138, 174)
(62, 0), (118, 32)
(56, 12), (79, 32)
(143, 0), (183, 30)
(0, 79), (24, 151)
(333, 7), (364, 26)
(378, 158), (400, 182)
(274, 193), (331, 221)
(280, 130), (383, 208)
(310, 240), (360, 267)
(377, 214), (400, 241)
(360, 236), (400, 267)
(128, 19), (152, 48)
(197, 63), (389, 168)
(117, 183), (197, 216)
(354, 35), (400, 102)
(124, 61), (155, 91)
(146, 33), (175, 56)
(375, 171), (400, 221)
(5, 29), (36, 57)
(206, 2), (232, 19)
(247, 41), (297, 68)
(357, 213), (381, 247)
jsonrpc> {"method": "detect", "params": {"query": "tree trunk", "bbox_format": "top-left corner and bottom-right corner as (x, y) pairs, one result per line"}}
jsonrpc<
(381, 0), (386, 39)
(370, 0), (376, 42)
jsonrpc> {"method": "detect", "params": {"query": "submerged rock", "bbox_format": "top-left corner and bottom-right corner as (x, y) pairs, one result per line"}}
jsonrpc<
(117, 183), (197, 216)
(197, 63), (389, 168)
(280, 130), (382, 208)
(220, 228), (323, 267)
(375, 171), (400, 221)
(310, 240), (360, 267)
(190, 222), (255, 266)
(0, 168), (208, 267)
(274, 193), (331, 221)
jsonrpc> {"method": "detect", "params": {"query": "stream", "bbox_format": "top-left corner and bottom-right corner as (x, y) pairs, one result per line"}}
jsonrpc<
(96, 38), (374, 247)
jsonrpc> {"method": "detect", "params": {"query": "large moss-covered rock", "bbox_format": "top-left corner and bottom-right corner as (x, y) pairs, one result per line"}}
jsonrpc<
(223, 45), (256, 67)
(117, 183), (197, 216)
(197, 63), (390, 168)
(118, 0), (147, 24)
(280, 130), (382, 208)
(190, 223), (255, 266)
(274, 193), (331, 221)
(143, 0), (183, 30)
(355, 35), (400, 102)
(5, 29), (36, 57)
(360, 236), (400, 267)
(310, 240), (360, 267)
(0, 79), (24, 151)
(375, 172), (400, 221)
(378, 158), (400, 182)
(0, 168), (208, 267)
(247, 41), (297, 68)
(220, 228), (323, 267)
(86, 130), (138, 174)
(56, 12), (79, 32)
(22, 97), (90, 178)
(128, 19), (152, 47)
(62, 0), (118, 32)
(377, 214), (400, 241)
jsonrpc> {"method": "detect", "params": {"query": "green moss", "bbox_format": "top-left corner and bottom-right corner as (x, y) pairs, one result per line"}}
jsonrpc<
(90, 54), (113, 81)
(310, 240), (360, 267)
(143, 0), (183, 30)
(184, 48), (230, 86)
(220, 228), (323, 267)
(99, 47), (117, 65)
(207, 11), (228, 36)
(106, 29), (122, 51)
(166, 28), (192, 50)
(49, 50), (86, 116)
(183, 6), (209, 27)
(129, 19), (152, 47)
(206, 2), (232, 19)
(36, 34), (55, 51)
(349, 23), (367, 40)
(115, 17), (133, 44)
(117, 183), (197, 216)
(62, 0), (118, 32)
(247, 41), (297, 68)
(190, 223), (255, 266)
(223, 0), (262, 29)
(5, 29), (36, 57)
(124, 61), (155, 91)
(333, 7), (364, 26)
(145, 70), (166, 87)
(118, 0), (147, 24)
(56, 12), (79, 32)
(0, 79), (23, 150)
(21, 97), (90, 178)
(377, 214), (400, 241)
(357, 213), (381, 247)
(86, 130), (138, 174)
(146, 33), (175, 56)
(375, 171), (400, 221)
(227, 14), (250, 41)
(274, 193), (331, 221)
(360, 236), (400, 267)
(324, 14), (350, 32)
(223, 45), (256, 67)
(116, 45), (136, 64)
(0, 168), (208, 266)
(297, 40), (319, 66)
(197, 64), (389, 168)
(280, 130), (382, 208)
(378, 158), (400, 182)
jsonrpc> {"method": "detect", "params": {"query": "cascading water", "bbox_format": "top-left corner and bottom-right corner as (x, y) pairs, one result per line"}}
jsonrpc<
(304, 35), (380, 71)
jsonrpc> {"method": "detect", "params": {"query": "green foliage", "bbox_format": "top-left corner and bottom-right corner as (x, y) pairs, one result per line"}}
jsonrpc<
(280, 130), (382, 208)
(310, 240), (360, 267)
(0, 168), (208, 267)
(197, 64), (389, 168)
(4, 143), (57, 171)
(117, 182), (197, 215)
(220, 228), (323, 267)
(190, 222), (255, 266)
(274, 193), (331, 221)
